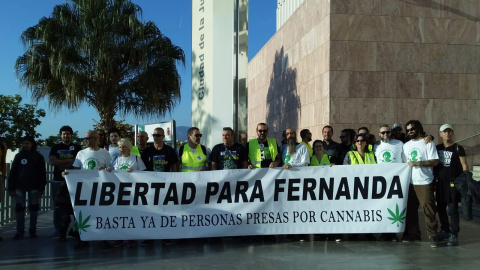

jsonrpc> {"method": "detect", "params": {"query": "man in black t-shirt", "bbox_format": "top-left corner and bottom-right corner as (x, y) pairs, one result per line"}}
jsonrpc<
(48, 126), (82, 239)
(434, 124), (469, 246)
(144, 128), (178, 172)
(211, 127), (248, 170)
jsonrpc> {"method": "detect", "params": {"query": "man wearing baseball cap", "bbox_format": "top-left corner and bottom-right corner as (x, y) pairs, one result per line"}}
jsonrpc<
(434, 124), (469, 246)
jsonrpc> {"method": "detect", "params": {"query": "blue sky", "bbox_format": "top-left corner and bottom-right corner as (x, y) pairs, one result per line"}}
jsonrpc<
(0, 0), (276, 138)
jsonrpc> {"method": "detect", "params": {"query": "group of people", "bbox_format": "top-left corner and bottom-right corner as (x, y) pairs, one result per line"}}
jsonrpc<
(2, 120), (472, 249)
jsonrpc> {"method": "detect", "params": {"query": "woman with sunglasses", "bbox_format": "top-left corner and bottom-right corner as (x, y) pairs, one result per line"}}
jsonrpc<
(343, 133), (376, 165)
(310, 140), (334, 166)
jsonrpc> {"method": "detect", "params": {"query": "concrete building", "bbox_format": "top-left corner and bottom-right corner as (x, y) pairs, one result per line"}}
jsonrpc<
(191, 0), (248, 148)
(248, 0), (480, 166)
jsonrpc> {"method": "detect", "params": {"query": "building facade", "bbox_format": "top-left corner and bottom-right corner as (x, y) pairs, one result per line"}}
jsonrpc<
(248, 0), (480, 166)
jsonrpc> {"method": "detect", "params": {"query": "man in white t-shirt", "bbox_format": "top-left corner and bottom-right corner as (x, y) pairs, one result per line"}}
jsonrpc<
(374, 124), (406, 242)
(73, 131), (111, 170)
(402, 120), (439, 247)
(374, 124), (405, 164)
(282, 128), (309, 169)
(68, 130), (111, 249)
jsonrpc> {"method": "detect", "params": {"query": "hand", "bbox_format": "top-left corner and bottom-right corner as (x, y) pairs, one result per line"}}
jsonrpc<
(126, 168), (133, 172)
(247, 164), (253, 169)
(424, 135), (433, 144)
(408, 161), (415, 167)
(283, 164), (292, 170)
(269, 162), (276, 168)
(106, 167), (113, 172)
(61, 171), (69, 177)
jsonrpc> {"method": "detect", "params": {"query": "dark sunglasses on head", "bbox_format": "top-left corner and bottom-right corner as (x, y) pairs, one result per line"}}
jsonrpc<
(380, 131), (391, 135)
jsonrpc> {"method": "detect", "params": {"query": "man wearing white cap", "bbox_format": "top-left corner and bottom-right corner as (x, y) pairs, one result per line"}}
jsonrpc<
(434, 124), (469, 246)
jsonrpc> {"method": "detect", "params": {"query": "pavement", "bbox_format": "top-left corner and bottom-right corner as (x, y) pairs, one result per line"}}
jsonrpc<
(0, 208), (480, 270)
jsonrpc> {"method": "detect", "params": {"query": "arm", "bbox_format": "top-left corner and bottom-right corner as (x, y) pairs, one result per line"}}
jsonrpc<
(408, 159), (438, 167)
(211, 162), (217, 170)
(49, 155), (75, 167)
(460, 156), (469, 171)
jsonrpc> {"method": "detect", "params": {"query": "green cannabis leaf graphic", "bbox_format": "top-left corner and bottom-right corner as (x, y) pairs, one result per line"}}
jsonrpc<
(387, 204), (406, 227)
(74, 211), (91, 234)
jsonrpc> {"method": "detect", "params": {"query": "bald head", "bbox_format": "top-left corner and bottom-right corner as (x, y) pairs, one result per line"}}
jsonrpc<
(85, 130), (99, 149)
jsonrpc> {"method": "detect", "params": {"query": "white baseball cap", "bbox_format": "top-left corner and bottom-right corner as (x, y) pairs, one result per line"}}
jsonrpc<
(439, 124), (454, 132)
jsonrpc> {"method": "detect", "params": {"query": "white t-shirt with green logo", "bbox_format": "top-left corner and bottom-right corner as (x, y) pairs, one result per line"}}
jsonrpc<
(113, 155), (146, 171)
(374, 139), (405, 164)
(402, 139), (439, 185)
(73, 148), (112, 170)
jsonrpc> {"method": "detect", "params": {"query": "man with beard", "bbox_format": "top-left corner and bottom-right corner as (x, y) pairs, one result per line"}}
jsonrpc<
(48, 126), (82, 239)
(300, 129), (313, 157)
(322, 125), (339, 164)
(374, 124), (405, 241)
(281, 128), (309, 169)
(282, 128), (309, 242)
(402, 120), (440, 247)
(247, 123), (281, 169)
(107, 128), (121, 162)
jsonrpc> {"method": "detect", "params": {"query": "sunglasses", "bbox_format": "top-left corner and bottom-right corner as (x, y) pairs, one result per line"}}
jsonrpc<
(380, 131), (391, 135)
(355, 139), (366, 143)
(152, 134), (165, 137)
(257, 129), (268, 133)
(194, 134), (202, 138)
(406, 127), (416, 132)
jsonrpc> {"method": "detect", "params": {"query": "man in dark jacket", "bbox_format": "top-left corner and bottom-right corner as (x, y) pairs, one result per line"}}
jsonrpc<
(8, 136), (46, 239)
(434, 124), (469, 246)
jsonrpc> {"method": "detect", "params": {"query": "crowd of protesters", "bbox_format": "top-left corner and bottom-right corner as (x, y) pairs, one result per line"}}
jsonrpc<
(1, 120), (473, 249)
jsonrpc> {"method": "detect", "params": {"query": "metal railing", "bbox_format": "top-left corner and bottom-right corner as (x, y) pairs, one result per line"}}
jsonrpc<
(455, 132), (480, 144)
(0, 164), (55, 227)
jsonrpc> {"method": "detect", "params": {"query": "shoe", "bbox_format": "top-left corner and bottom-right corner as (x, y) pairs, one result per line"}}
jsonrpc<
(364, 233), (376, 241)
(50, 230), (60, 238)
(74, 240), (89, 249)
(437, 230), (450, 241)
(12, 234), (23, 240)
(126, 240), (137, 247)
(99, 240), (111, 249)
(402, 234), (421, 242)
(29, 229), (37, 239)
(162, 239), (173, 245)
(112, 240), (124, 247)
(68, 229), (80, 239)
(447, 234), (458, 246)
(141, 240), (154, 246)
(429, 236), (439, 248)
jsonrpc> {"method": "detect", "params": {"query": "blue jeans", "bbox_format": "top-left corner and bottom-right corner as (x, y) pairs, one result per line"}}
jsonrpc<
(15, 189), (40, 235)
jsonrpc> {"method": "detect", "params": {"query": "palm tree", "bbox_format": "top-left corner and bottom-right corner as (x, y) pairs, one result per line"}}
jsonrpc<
(15, 0), (185, 130)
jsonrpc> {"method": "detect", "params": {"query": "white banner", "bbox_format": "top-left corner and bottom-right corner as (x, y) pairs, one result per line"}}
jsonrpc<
(65, 164), (411, 240)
